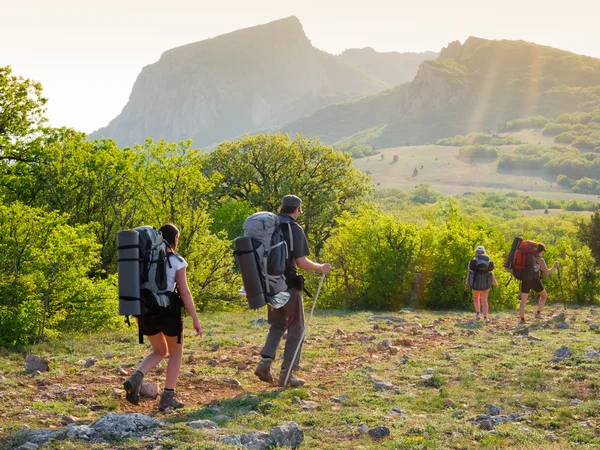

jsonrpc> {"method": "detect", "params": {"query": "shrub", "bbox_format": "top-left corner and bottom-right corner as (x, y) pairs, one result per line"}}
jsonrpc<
(458, 145), (499, 159)
(542, 123), (573, 136)
(501, 116), (548, 131)
(555, 132), (576, 144)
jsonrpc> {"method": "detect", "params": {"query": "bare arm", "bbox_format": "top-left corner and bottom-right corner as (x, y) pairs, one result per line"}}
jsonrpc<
(539, 258), (558, 275)
(295, 256), (331, 274)
(175, 267), (202, 336)
(465, 264), (470, 287)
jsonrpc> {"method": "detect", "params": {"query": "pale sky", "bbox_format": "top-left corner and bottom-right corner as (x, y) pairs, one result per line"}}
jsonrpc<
(1, 0), (598, 133)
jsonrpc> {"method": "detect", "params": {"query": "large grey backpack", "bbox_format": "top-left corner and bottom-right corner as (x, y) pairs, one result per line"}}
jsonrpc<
(118, 225), (182, 343)
(468, 254), (494, 290)
(243, 212), (293, 297)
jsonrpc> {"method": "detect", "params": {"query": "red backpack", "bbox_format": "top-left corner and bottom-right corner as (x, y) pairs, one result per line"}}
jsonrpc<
(512, 240), (538, 280)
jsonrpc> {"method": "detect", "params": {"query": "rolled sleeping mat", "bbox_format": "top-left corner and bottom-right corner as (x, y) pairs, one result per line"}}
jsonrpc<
(234, 236), (266, 309)
(117, 230), (142, 316)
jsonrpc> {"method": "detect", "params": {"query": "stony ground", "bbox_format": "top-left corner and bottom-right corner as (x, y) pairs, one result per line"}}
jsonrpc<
(1, 304), (600, 449)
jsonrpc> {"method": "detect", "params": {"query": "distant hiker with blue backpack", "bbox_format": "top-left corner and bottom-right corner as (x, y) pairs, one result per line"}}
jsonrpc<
(465, 246), (498, 323)
(119, 224), (202, 411)
(252, 195), (331, 387)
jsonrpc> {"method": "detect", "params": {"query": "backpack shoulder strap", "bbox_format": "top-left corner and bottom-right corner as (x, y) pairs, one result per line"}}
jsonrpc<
(278, 215), (294, 253)
(167, 252), (184, 269)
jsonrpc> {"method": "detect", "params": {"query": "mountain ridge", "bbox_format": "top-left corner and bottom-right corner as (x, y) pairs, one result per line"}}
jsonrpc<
(284, 36), (600, 147)
(89, 17), (436, 148)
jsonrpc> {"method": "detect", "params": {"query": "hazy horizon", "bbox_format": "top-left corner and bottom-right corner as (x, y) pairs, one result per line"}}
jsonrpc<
(2, 0), (599, 134)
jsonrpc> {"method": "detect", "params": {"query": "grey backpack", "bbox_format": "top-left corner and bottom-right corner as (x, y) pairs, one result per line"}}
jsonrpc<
(243, 212), (293, 297)
(468, 254), (494, 290)
(135, 226), (180, 315)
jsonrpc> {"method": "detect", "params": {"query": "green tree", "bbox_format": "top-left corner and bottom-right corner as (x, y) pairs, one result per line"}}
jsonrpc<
(321, 206), (420, 310)
(0, 203), (118, 346)
(578, 208), (600, 267)
(135, 138), (239, 309)
(204, 133), (372, 256)
(0, 66), (47, 163)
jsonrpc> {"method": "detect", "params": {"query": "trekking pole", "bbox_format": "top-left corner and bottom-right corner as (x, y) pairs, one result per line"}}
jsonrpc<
(284, 273), (326, 387)
(557, 265), (566, 310)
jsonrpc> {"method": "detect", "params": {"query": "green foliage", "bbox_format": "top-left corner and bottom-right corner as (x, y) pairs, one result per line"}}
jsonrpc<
(0, 203), (118, 346)
(0, 66), (48, 160)
(554, 131), (576, 144)
(338, 140), (378, 159)
(420, 203), (517, 310)
(204, 133), (373, 255)
(436, 132), (521, 146)
(542, 122), (573, 136)
(457, 144), (499, 159)
(498, 144), (600, 188)
(500, 116), (548, 131)
(209, 199), (255, 241)
(410, 184), (443, 204)
(425, 59), (467, 87)
(578, 208), (600, 267)
(321, 206), (420, 310)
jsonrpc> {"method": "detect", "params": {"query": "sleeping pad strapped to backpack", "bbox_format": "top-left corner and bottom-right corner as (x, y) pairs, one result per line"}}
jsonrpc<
(233, 212), (293, 309)
(117, 226), (183, 343)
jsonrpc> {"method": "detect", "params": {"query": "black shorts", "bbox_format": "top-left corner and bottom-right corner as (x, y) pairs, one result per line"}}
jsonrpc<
(521, 277), (544, 294)
(138, 308), (183, 337)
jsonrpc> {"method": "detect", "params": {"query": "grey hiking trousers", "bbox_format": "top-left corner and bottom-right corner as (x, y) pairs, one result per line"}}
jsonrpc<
(260, 288), (304, 371)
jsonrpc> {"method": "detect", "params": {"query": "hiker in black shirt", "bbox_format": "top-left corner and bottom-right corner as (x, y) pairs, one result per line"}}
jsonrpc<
(255, 195), (330, 387)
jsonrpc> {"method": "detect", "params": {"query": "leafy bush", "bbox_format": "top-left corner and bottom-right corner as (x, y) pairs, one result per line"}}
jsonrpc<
(555, 131), (576, 144)
(436, 132), (521, 146)
(0, 203), (118, 346)
(458, 144), (499, 159)
(339, 140), (379, 159)
(410, 184), (443, 204)
(321, 206), (420, 310)
(500, 116), (548, 131)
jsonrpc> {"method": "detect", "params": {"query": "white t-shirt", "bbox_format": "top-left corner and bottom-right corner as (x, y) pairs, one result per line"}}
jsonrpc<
(166, 253), (188, 292)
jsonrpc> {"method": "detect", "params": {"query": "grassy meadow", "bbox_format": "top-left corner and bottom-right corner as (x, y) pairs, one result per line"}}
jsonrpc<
(2, 305), (600, 449)
(354, 130), (600, 204)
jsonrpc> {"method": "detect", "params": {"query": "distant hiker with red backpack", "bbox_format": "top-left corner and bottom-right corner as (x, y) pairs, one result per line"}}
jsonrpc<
(121, 224), (202, 411)
(254, 195), (330, 387)
(465, 245), (498, 323)
(518, 243), (558, 323)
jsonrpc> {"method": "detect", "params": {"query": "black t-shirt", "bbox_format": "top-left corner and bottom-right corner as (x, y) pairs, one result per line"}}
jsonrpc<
(279, 214), (309, 282)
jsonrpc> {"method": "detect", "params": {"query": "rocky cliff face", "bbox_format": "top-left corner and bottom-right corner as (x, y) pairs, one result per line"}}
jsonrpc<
(90, 17), (388, 148)
(439, 36), (489, 60)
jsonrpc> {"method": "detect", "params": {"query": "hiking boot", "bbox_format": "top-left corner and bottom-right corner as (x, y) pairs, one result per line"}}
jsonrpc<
(519, 317), (526, 325)
(534, 312), (542, 320)
(475, 312), (481, 320)
(254, 358), (274, 384)
(484, 317), (490, 323)
(278, 371), (305, 388)
(158, 390), (184, 411)
(123, 371), (143, 405)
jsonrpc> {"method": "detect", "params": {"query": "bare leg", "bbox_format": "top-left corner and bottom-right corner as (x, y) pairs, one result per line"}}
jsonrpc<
(137, 333), (168, 375)
(519, 293), (529, 319)
(537, 289), (548, 314)
(164, 334), (184, 390)
(481, 289), (490, 318)
(473, 290), (481, 316)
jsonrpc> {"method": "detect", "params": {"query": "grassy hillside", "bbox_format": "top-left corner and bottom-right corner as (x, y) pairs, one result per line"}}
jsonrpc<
(354, 129), (600, 204)
(285, 38), (600, 148)
(2, 307), (599, 449)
